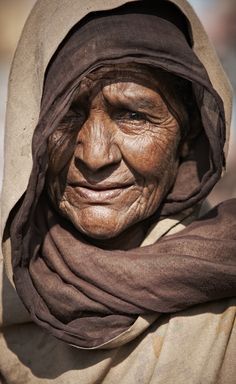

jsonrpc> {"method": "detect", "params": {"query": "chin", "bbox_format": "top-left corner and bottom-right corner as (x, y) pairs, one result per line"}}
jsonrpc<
(61, 203), (130, 240)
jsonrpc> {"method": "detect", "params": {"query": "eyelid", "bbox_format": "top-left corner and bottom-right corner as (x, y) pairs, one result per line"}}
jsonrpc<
(57, 112), (84, 132)
(108, 97), (160, 119)
(69, 104), (84, 115)
(60, 105), (85, 121)
(114, 108), (147, 120)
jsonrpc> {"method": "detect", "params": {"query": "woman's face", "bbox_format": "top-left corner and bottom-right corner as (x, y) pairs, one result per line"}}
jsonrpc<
(47, 65), (187, 239)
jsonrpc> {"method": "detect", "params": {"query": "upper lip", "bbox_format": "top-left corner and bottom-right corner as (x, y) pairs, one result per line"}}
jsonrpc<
(69, 181), (133, 190)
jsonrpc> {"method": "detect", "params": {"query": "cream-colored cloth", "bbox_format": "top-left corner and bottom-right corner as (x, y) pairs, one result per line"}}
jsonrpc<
(0, 0), (235, 383)
(1, 300), (236, 384)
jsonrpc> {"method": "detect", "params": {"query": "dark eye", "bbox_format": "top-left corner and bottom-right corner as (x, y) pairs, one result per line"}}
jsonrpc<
(115, 109), (147, 122)
(59, 109), (84, 126)
(127, 111), (146, 120)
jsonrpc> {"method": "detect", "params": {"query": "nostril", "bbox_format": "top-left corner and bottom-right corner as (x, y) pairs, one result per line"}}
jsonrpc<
(74, 157), (120, 179)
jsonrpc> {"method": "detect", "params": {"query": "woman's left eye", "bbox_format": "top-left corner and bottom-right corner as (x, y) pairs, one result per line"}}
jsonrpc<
(127, 111), (146, 120)
(116, 110), (147, 121)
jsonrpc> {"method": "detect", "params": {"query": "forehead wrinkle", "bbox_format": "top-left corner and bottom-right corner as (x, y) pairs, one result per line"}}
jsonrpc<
(72, 66), (179, 116)
(72, 78), (104, 108)
(103, 81), (165, 112)
(74, 62), (162, 99)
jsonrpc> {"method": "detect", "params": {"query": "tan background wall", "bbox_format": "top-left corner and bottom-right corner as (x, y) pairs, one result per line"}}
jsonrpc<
(0, 0), (36, 193)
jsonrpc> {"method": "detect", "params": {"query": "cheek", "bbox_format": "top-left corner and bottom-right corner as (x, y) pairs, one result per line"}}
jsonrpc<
(47, 133), (77, 206)
(48, 135), (76, 176)
(118, 132), (180, 179)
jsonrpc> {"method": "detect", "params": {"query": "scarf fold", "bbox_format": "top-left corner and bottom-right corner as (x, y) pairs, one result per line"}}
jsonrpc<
(13, 197), (236, 348)
(10, 4), (236, 349)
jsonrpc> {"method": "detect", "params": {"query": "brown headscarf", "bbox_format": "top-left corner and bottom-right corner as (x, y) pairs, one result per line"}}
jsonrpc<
(10, 2), (236, 348)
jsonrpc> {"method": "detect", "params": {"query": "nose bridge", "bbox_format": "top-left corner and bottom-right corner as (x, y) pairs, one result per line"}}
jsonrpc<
(89, 111), (111, 154)
(76, 109), (121, 171)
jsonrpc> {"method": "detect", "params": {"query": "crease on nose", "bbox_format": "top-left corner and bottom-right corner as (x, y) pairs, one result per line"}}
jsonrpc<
(74, 116), (122, 172)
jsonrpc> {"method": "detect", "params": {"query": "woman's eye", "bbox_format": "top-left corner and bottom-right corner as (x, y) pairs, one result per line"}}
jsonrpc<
(127, 111), (146, 120)
(59, 109), (84, 125)
(116, 110), (147, 122)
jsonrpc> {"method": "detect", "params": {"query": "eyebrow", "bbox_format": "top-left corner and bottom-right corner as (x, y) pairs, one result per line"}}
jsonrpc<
(71, 79), (167, 114)
(105, 89), (164, 113)
(127, 97), (158, 111)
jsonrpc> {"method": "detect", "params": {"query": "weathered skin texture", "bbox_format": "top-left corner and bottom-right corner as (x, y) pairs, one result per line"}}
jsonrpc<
(47, 64), (189, 248)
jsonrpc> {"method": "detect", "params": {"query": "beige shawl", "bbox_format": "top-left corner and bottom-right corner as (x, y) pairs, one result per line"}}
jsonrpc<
(0, 1), (235, 383)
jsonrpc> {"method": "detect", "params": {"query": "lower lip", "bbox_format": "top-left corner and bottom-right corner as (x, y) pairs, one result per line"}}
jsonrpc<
(74, 186), (129, 202)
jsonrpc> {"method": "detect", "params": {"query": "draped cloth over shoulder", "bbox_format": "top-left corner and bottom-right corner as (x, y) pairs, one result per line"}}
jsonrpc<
(5, 2), (236, 348)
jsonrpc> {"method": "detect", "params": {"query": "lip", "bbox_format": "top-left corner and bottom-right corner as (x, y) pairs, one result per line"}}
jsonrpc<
(69, 182), (133, 203)
(69, 180), (133, 190)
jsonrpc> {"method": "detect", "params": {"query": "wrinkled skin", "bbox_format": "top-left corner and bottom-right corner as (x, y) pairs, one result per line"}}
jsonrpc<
(47, 64), (189, 248)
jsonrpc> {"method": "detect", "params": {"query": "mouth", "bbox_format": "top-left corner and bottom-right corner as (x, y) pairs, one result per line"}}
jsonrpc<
(69, 182), (133, 203)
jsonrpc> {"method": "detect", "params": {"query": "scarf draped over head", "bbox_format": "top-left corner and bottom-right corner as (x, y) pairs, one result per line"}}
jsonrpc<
(10, 2), (236, 348)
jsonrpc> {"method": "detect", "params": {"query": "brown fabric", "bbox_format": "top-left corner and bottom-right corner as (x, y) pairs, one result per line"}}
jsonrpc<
(13, 196), (236, 348)
(10, 6), (236, 348)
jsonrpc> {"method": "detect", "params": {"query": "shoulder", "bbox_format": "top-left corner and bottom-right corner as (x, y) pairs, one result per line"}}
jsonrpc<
(149, 299), (236, 384)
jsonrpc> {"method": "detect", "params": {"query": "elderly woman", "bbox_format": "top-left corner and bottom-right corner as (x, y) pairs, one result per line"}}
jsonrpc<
(1, 0), (236, 383)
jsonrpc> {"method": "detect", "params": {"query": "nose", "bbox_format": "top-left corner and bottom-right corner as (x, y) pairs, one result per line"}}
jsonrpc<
(74, 111), (122, 172)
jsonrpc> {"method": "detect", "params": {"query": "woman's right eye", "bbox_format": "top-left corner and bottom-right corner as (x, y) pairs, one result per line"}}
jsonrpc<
(66, 109), (83, 120)
(59, 108), (85, 126)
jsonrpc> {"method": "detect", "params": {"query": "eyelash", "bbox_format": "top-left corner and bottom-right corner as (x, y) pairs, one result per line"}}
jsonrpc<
(115, 109), (148, 122)
(59, 110), (84, 126)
